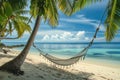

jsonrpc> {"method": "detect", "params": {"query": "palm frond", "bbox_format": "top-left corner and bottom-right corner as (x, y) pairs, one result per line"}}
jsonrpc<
(8, 21), (13, 35)
(16, 15), (30, 22)
(57, 0), (73, 16)
(0, 1), (31, 38)
(45, 0), (58, 26)
(105, 0), (120, 41)
(13, 20), (31, 38)
(30, 0), (58, 26)
(72, 0), (102, 13)
(14, 9), (29, 15)
(30, 0), (39, 18)
(7, 0), (27, 10)
(2, 2), (13, 17)
(0, 15), (8, 27)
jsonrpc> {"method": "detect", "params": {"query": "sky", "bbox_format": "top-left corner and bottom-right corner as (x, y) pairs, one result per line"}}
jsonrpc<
(3, 0), (120, 43)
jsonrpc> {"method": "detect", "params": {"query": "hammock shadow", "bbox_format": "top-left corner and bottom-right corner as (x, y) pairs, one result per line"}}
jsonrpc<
(39, 63), (94, 80)
(22, 62), (95, 80)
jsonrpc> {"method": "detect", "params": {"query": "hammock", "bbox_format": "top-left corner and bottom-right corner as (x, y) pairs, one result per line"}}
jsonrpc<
(33, 44), (89, 66)
(33, 5), (108, 66)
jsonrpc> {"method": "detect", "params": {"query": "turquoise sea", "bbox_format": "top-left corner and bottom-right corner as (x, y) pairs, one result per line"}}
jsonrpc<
(4, 42), (120, 67)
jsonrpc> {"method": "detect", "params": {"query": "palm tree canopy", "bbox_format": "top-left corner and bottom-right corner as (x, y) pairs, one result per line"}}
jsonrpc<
(0, 0), (27, 10)
(0, 1), (31, 38)
(30, 0), (77, 26)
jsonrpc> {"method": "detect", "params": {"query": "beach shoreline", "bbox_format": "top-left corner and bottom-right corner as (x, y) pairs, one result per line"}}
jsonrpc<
(0, 50), (120, 80)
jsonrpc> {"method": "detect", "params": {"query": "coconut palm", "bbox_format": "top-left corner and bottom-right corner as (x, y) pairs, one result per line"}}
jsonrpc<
(0, 0), (75, 75)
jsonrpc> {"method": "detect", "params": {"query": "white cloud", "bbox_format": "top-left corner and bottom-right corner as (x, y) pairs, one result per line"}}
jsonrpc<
(76, 15), (85, 18)
(42, 35), (50, 40)
(60, 18), (96, 24)
(85, 37), (89, 40)
(60, 14), (105, 31)
(61, 32), (73, 40)
(60, 14), (97, 23)
(76, 31), (85, 37)
(89, 22), (105, 31)
(38, 30), (89, 42)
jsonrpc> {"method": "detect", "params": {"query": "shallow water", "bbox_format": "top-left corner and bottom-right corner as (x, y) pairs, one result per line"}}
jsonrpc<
(5, 42), (120, 62)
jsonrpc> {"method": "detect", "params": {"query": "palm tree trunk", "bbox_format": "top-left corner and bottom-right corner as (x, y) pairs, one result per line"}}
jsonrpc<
(0, 15), (41, 75)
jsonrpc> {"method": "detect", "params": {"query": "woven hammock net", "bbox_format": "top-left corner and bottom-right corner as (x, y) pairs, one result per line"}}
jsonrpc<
(33, 44), (89, 66)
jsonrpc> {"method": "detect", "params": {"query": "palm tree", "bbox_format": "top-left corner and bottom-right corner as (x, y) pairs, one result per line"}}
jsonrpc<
(0, 0), (75, 75)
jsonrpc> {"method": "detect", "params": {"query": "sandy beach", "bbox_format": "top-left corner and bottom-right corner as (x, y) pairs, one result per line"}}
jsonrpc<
(0, 50), (120, 80)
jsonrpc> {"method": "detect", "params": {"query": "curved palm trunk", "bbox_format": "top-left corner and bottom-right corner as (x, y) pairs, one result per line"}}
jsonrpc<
(0, 15), (41, 75)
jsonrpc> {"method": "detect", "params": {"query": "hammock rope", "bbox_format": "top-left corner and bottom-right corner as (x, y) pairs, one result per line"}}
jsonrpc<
(33, 4), (108, 66)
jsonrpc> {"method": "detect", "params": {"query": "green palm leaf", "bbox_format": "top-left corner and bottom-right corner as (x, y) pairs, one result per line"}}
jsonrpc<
(57, 0), (73, 16)
(30, 0), (39, 18)
(13, 20), (31, 38)
(105, 0), (120, 41)
(72, 0), (102, 13)
(7, 0), (27, 10)
(3, 2), (13, 17)
(0, 1), (31, 38)
(45, 0), (58, 26)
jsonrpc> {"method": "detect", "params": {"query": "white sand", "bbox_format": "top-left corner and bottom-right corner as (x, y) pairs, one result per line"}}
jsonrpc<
(0, 51), (120, 80)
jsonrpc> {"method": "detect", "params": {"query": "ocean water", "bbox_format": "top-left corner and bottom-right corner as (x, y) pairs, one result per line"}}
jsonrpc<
(4, 42), (120, 62)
